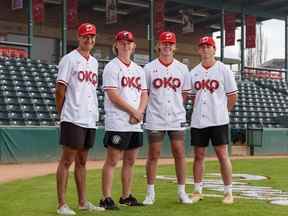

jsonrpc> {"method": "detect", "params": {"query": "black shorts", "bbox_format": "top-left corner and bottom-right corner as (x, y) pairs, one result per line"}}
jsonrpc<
(60, 122), (96, 150)
(147, 130), (185, 143)
(103, 131), (143, 150)
(190, 124), (229, 147)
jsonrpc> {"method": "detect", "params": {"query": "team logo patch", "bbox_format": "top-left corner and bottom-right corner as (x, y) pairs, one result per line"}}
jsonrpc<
(112, 135), (121, 145)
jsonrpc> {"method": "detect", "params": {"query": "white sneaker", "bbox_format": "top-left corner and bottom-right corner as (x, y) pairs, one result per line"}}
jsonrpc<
(79, 201), (105, 211)
(178, 193), (193, 204)
(222, 193), (234, 204)
(191, 192), (203, 203)
(143, 194), (155, 205)
(57, 204), (76, 215)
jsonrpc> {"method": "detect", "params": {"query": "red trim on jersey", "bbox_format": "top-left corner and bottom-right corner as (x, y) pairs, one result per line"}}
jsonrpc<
(226, 90), (238, 96)
(201, 61), (216, 70)
(117, 57), (131, 67)
(56, 80), (68, 86)
(158, 58), (173, 67)
(76, 48), (90, 61)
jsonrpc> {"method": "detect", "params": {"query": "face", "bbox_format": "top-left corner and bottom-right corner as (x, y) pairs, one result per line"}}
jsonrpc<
(198, 44), (216, 60)
(159, 42), (176, 57)
(116, 40), (135, 57)
(78, 34), (96, 51)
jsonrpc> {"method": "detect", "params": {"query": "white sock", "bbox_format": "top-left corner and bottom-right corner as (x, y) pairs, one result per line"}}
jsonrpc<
(147, 184), (155, 196)
(194, 182), (203, 194)
(224, 184), (232, 194)
(177, 184), (185, 195)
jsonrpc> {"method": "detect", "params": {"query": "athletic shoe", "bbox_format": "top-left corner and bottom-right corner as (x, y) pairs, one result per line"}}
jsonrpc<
(79, 201), (105, 211)
(142, 193), (155, 205)
(191, 192), (203, 203)
(178, 192), (193, 204)
(222, 193), (234, 204)
(119, 194), (144, 206)
(99, 197), (119, 210)
(57, 204), (76, 215)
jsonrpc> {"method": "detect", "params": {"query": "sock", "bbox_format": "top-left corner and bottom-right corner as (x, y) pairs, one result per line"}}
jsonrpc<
(194, 182), (203, 194)
(147, 184), (155, 196)
(177, 184), (185, 195)
(224, 184), (232, 194)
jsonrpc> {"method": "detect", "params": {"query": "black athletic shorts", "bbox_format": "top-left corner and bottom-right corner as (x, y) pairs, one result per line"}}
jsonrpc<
(103, 131), (143, 150)
(60, 121), (96, 150)
(190, 124), (229, 147)
(146, 130), (185, 143)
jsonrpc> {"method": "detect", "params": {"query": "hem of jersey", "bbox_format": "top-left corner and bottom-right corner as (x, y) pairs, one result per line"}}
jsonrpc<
(190, 122), (229, 129)
(60, 120), (97, 129)
(104, 128), (143, 132)
(56, 80), (68, 86)
(143, 126), (186, 131)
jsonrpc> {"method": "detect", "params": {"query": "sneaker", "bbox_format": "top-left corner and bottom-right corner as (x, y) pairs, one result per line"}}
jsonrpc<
(191, 192), (203, 203)
(142, 194), (155, 205)
(119, 194), (144, 206)
(222, 193), (234, 204)
(178, 192), (193, 204)
(99, 197), (119, 210)
(79, 201), (105, 211)
(57, 204), (76, 215)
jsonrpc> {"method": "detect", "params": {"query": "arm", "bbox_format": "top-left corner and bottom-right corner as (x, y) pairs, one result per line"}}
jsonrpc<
(227, 93), (238, 112)
(55, 83), (66, 114)
(106, 89), (142, 121)
(138, 91), (149, 113)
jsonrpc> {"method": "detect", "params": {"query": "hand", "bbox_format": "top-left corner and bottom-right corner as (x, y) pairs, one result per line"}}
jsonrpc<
(129, 115), (140, 124)
(129, 110), (143, 124)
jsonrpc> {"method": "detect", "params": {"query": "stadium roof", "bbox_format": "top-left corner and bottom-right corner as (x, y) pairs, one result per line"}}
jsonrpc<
(72, 0), (288, 31)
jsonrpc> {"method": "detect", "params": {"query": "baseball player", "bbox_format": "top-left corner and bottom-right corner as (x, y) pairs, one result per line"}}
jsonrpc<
(143, 31), (192, 205)
(55, 23), (104, 215)
(100, 30), (148, 210)
(189, 36), (238, 204)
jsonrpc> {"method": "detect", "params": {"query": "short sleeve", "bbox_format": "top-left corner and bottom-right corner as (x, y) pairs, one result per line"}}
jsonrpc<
(182, 65), (192, 93)
(143, 64), (151, 91)
(139, 67), (148, 92)
(223, 65), (238, 96)
(56, 55), (73, 86)
(102, 63), (119, 90)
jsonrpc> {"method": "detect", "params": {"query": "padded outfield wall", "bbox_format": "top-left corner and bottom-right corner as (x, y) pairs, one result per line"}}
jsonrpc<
(1, 127), (288, 163)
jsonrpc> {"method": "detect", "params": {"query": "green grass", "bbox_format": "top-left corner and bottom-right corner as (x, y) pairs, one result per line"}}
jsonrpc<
(0, 158), (288, 216)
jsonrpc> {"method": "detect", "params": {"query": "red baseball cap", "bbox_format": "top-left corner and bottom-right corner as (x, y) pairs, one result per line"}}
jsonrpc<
(198, 36), (216, 48)
(115, 31), (134, 42)
(159, 32), (176, 44)
(78, 23), (96, 36)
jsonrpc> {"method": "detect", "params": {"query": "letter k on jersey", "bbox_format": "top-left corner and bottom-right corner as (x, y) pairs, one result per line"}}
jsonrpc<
(78, 71), (98, 86)
(153, 77), (181, 92)
(121, 76), (141, 91)
(194, 79), (219, 93)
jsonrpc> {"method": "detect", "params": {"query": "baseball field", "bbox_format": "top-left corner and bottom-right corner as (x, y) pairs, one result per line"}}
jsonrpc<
(0, 158), (288, 216)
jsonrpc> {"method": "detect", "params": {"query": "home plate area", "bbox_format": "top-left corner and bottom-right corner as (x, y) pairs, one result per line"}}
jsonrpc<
(155, 173), (288, 206)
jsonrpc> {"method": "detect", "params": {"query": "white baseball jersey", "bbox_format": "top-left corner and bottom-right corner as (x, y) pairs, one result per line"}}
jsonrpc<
(189, 61), (238, 129)
(102, 57), (147, 132)
(144, 58), (191, 131)
(56, 49), (99, 128)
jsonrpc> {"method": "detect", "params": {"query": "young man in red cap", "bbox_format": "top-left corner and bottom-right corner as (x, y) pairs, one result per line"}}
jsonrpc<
(55, 23), (104, 215)
(142, 31), (192, 205)
(188, 36), (238, 204)
(100, 30), (148, 210)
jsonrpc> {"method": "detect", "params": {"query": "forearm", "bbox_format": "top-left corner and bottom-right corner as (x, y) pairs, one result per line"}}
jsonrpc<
(138, 91), (149, 113)
(227, 94), (238, 112)
(107, 90), (137, 115)
(55, 84), (66, 114)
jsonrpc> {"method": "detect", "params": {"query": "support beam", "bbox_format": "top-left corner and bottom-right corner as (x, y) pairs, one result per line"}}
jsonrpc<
(61, 0), (67, 56)
(285, 16), (288, 82)
(27, 0), (33, 58)
(149, 0), (154, 61)
(220, 7), (224, 62)
(241, 7), (245, 74)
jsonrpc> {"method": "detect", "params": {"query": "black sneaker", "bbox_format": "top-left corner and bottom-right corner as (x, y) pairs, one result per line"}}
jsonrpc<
(99, 197), (119, 210)
(119, 194), (144, 206)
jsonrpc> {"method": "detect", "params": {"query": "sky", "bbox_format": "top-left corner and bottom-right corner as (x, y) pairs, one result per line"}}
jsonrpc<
(214, 19), (285, 62)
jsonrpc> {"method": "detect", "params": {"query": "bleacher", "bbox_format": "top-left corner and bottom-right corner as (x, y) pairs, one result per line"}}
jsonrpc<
(1, 56), (288, 131)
